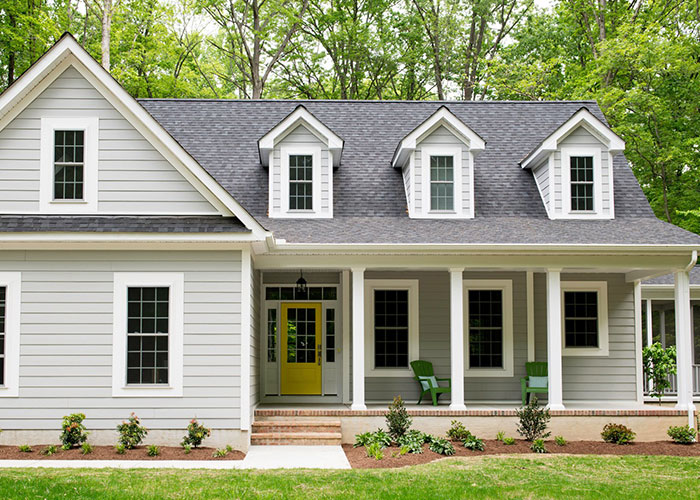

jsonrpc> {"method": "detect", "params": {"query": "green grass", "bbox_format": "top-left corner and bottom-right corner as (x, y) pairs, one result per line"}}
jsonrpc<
(1, 455), (699, 499)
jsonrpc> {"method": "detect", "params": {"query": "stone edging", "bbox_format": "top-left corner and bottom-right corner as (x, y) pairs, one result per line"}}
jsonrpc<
(255, 408), (688, 417)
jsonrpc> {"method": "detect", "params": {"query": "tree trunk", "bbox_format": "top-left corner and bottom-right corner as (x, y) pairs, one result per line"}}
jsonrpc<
(101, 0), (112, 71)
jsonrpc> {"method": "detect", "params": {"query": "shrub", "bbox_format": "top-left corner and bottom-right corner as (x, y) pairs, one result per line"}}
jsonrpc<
(643, 343), (677, 403)
(531, 439), (547, 454)
(554, 436), (567, 447)
(181, 419), (211, 448)
(398, 446), (409, 456)
(18, 445), (32, 453)
(225, 445), (233, 453)
(213, 448), (228, 458)
(146, 445), (160, 457)
(41, 445), (58, 456)
(495, 430), (506, 442)
(116, 413), (148, 449)
(59, 413), (88, 449)
(667, 425), (697, 444)
(428, 437), (455, 456)
(115, 444), (126, 455)
(355, 429), (391, 448)
(516, 396), (551, 441)
(502, 437), (516, 445)
(80, 443), (93, 455)
(183, 444), (193, 454)
(446, 420), (470, 441)
(366, 442), (384, 460)
(385, 396), (412, 441)
(463, 434), (485, 451)
(397, 430), (427, 454)
(601, 423), (636, 445)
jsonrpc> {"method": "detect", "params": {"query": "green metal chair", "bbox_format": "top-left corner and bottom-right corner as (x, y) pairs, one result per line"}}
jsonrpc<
(410, 360), (451, 406)
(520, 362), (548, 405)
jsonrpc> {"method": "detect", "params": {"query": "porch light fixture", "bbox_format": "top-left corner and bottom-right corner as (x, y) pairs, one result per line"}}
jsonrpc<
(296, 270), (307, 294)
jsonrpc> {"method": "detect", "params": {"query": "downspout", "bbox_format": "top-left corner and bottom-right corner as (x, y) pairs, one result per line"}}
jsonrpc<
(684, 251), (697, 430)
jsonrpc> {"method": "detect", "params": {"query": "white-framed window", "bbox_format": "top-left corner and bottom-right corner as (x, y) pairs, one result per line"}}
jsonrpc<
(561, 147), (602, 217)
(40, 117), (98, 213)
(279, 145), (322, 216)
(421, 146), (462, 215)
(364, 279), (419, 377)
(463, 279), (513, 377)
(112, 273), (184, 397)
(561, 281), (609, 357)
(0, 272), (21, 398)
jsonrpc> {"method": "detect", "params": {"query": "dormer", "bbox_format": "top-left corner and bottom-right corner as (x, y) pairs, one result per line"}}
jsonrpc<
(259, 106), (343, 219)
(521, 108), (625, 220)
(392, 107), (485, 219)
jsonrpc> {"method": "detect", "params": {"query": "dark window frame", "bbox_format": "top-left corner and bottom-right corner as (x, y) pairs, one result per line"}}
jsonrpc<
(563, 290), (600, 349)
(373, 289), (410, 369)
(126, 286), (170, 385)
(467, 289), (504, 369)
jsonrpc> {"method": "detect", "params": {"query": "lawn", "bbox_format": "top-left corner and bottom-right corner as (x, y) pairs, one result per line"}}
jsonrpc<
(1, 455), (699, 499)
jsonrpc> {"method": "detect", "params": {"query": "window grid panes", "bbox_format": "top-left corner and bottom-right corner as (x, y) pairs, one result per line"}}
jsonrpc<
(468, 290), (504, 368)
(286, 308), (316, 363)
(127, 287), (169, 385)
(265, 286), (336, 301)
(289, 154), (313, 210)
(0, 286), (5, 386)
(564, 291), (599, 348)
(267, 309), (277, 362)
(570, 156), (594, 211)
(54, 130), (84, 200)
(326, 309), (335, 363)
(374, 290), (409, 368)
(430, 155), (454, 211)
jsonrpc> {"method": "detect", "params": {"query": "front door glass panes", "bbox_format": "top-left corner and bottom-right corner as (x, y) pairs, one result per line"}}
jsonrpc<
(286, 307), (316, 363)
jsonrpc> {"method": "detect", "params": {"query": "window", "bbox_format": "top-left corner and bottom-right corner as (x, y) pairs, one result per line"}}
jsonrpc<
(265, 286), (336, 301)
(364, 280), (419, 376)
(267, 308), (277, 362)
(561, 281), (609, 356)
(113, 273), (183, 397)
(0, 286), (5, 387)
(570, 156), (594, 211)
(289, 154), (313, 210)
(53, 130), (84, 200)
(464, 280), (513, 377)
(430, 156), (454, 211)
(0, 273), (20, 397)
(326, 308), (335, 363)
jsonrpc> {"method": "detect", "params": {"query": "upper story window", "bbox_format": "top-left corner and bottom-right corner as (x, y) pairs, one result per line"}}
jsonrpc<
(53, 130), (85, 201)
(570, 156), (594, 212)
(289, 154), (313, 211)
(430, 155), (454, 211)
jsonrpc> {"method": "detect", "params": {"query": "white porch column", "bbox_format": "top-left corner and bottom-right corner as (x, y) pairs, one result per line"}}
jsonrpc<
(351, 267), (367, 410)
(449, 268), (466, 410)
(674, 271), (695, 414)
(546, 269), (565, 410)
(645, 299), (653, 347)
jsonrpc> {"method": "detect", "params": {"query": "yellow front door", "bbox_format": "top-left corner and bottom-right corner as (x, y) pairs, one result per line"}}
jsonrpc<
(281, 303), (322, 395)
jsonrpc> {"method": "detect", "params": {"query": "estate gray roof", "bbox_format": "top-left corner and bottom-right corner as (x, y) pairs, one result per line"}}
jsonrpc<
(0, 216), (248, 233)
(645, 266), (700, 285)
(136, 99), (700, 246)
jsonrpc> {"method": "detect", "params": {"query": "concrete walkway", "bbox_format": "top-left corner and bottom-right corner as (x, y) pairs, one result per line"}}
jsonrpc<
(0, 445), (351, 470)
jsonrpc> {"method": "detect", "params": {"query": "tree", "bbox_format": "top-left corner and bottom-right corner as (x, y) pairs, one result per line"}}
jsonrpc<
(86, 0), (121, 70)
(643, 343), (677, 403)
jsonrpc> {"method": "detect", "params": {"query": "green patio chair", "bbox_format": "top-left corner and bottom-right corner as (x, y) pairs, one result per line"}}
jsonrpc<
(410, 360), (451, 406)
(520, 362), (548, 405)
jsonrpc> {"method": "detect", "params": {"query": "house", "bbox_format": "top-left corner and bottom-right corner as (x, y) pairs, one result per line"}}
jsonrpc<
(0, 34), (698, 449)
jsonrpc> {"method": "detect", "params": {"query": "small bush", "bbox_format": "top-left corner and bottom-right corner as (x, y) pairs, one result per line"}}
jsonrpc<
(667, 425), (697, 444)
(385, 396), (412, 441)
(495, 430), (506, 442)
(225, 445), (233, 453)
(502, 437), (516, 445)
(18, 445), (32, 453)
(516, 397), (551, 441)
(115, 444), (126, 455)
(446, 420), (470, 441)
(601, 423), (636, 445)
(116, 413), (148, 449)
(80, 443), (93, 455)
(181, 418), (211, 449)
(146, 445), (160, 457)
(531, 439), (547, 454)
(428, 437), (455, 456)
(463, 433), (485, 451)
(212, 448), (228, 458)
(183, 444), (192, 454)
(554, 436), (567, 447)
(398, 446), (409, 456)
(366, 442), (384, 460)
(59, 413), (89, 449)
(41, 445), (58, 456)
(354, 429), (391, 448)
(396, 429), (426, 454)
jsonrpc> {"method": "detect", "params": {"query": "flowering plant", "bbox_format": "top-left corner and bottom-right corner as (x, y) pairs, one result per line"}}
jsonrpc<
(182, 418), (211, 448)
(60, 413), (88, 449)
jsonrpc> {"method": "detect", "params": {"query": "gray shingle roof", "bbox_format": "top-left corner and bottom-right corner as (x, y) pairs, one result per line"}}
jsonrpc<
(0, 216), (248, 233)
(137, 99), (700, 245)
(645, 266), (700, 285)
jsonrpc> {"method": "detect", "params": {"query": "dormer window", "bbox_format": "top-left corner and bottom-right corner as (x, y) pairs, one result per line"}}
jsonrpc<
(570, 156), (594, 212)
(53, 130), (85, 201)
(430, 155), (454, 211)
(289, 154), (313, 211)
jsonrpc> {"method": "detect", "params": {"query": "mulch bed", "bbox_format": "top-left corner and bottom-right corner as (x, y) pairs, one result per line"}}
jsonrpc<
(0, 445), (245, 461)
(343, 440), (700, 469)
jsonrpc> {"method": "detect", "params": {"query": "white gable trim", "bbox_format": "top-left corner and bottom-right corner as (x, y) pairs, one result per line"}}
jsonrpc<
(0, 35), (268, 238)
(259, 106), (343, 167)
(521, 108), (625, 170)
(392, 106), (486, 168)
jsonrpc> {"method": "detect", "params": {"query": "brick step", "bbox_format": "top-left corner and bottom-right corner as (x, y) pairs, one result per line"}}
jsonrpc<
(251, 432), (342, 446)
(252, 420), (341, 433)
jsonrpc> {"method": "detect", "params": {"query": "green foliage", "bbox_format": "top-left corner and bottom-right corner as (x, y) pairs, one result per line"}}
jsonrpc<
(181, 419), (211, 448)
(643, 343), (678, 402)
(502, 437), (516, 445)
(463, 434), (485, 452)
(446, 420), (470, 441)
(601, 423), (636, 445)
(530, 439), (547, 454)
(495, 430), (506, 442)
(516, 397), (551, 441)
(667, 425), (697, 445)
(428, 437), (455, 456)
(115, 444), (126, 455)
(81, 443), (93, 455)
(212, 448), (228, 458)
(365, 442), (384, 460)
(183, 444), (192, 454)
(354, 429), (391, 448)
(40, 445), (58, 456)
(225, 445), (233, 453)
(554, 436), (567, 447)
(396, 430), (427, 454)
(147, 445), (160, 457)
(385, 396), (412, 441)
(18, 445), (32, 453)
(59, 413), (88, 449)
(116, 413), (148, 449)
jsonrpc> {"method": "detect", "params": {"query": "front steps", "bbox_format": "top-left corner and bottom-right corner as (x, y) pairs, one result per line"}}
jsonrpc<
(251, 419), (342, 445)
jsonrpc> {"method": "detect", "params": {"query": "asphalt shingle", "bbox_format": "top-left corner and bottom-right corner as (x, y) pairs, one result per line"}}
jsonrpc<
(0, 216), (248, 233)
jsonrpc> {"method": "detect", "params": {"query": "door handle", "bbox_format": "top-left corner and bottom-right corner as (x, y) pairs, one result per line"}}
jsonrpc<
(318, 344), (322, 365)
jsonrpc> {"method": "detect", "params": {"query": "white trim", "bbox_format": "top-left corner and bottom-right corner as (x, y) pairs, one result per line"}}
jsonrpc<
(468, 151), (475, 219)
(274, 145), (328, 218)
(633, 280), (644, 404)
(674, 271), (696, 413)
(112, 272), (184, 397)
(560, 281), (609, 357)
(546, 269), (565, 410)
(560, 147), (610, 219)
(364, 279), (420, 377)
(531, 156), (554, 219)
(0, 272), (21, 398)
(449, 269), (466, 409)
(342, 270), (351, 405)
(351, 268), (366, 410)
(526, 271), (535, 362)
(240, 249), (252, 431)
(40, 117), (98, 213)
(463, 279), (514, 377)
(418, 146), (464, 218)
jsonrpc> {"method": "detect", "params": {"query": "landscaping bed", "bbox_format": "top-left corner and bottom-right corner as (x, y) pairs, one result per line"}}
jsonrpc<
(344, 439), (700, 468)
(0, 445), (244, 461)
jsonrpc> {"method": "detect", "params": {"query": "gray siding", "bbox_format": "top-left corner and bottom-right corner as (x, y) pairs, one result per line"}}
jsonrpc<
(0, 250), (242, 430)
(0, 66), (218, 214)
(532, 159), (550, 214)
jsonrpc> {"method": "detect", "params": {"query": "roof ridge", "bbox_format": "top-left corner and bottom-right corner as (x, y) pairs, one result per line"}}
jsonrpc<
(137, 98), (600, 104)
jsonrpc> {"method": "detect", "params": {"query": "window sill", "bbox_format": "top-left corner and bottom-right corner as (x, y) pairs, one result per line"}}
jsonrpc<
(465, 367), (514, 378)
(562, 347), (609, 357)
(50, 200), (88, 204)
(0, 386), (19, 398)
(365, 367), (414, 378)
(112, 385), (183, 398)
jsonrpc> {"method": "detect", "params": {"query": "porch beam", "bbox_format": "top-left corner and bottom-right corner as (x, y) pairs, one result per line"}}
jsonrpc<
(674, 271), (696, 418)
(546, 269), (565, 410)
(351, 267), (366, 410)
(449, 269), (466, 410)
